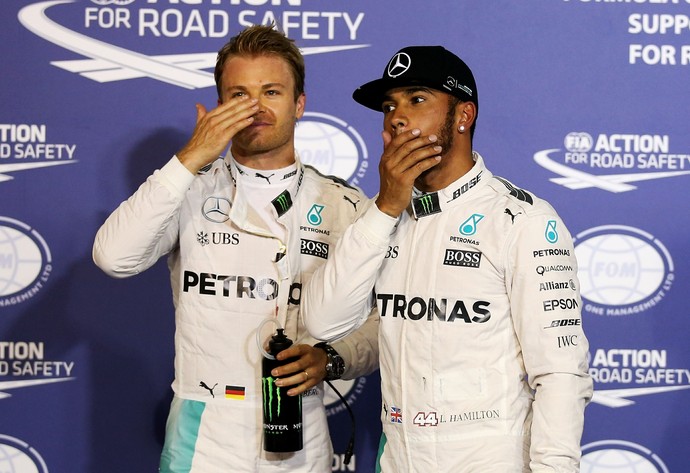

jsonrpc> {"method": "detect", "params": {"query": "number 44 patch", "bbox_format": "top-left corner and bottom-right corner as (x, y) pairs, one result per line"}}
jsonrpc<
(413, 411), (439, 427)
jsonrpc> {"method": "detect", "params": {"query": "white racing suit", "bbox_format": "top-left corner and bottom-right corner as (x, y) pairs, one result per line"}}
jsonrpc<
(303, 153), (593, 472)
(93, 154), (378, 472)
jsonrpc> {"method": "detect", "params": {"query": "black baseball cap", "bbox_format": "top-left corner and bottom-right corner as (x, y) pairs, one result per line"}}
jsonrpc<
(352, 46), (478, 113)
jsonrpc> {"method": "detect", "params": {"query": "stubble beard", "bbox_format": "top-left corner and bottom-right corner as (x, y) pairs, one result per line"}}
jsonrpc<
(232, 120), (294, 158)
(416, 106), (456, 185)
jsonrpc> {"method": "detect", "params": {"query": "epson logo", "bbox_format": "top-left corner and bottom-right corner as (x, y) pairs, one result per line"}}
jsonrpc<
(545, 318), (581, 329)
(300, 238), (329, 259)
(377, 294), (491, 323)
(443, 249), (482, 268)
(543, 298), (580, 311)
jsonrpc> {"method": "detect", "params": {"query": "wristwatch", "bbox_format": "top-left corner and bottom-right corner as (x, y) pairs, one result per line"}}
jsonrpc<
(314, 342), (345, 381)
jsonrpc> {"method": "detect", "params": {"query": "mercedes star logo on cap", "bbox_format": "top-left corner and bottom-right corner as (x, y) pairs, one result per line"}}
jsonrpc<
(386, 52), (412, 78)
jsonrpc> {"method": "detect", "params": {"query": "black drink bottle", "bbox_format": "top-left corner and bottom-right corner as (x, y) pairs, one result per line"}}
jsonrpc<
(261, 329), (303, 452)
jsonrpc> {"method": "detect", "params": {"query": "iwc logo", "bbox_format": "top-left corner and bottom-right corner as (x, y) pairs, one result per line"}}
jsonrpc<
(295, 112), (369, 187)
(574, 225), (673, 317)
(0, 217), (52, 307)
(0, 434), (49, 473)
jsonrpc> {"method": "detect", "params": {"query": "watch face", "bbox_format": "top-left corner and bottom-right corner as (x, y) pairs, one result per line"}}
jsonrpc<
(319, 344), (345, 380)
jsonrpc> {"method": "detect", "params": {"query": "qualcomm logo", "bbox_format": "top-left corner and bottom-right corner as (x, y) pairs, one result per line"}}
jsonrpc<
(18, 1), (369, 90)
(324, 377), (368, 417)
(0, 434), (49, 473)
(574, 225), (673, 317)
(0, 217), (52, 308)
(581, 440), (669, 473)
(534, 131), (690, 192)
(295, 112), (369, 186)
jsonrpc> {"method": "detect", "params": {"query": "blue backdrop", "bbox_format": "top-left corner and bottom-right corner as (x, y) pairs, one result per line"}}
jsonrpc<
(2, 1), (689, 472)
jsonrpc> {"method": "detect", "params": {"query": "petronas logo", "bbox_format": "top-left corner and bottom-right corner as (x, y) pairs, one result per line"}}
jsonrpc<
(272, 191), (293, 217)
(545, 220), (559, 244)
(307, 204), (325, 226)
(460, 213), (484, 236)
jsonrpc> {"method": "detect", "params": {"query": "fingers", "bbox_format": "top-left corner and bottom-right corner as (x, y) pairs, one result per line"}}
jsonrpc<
(272, 344), (328, 396)
(381, 130), (393, 147)
(375, 128), (442, 217)
(383, 129), (442, 175)
(199, 96), (259, 138)
(177, 96), (259, 173)
(194, 103), (207, 123)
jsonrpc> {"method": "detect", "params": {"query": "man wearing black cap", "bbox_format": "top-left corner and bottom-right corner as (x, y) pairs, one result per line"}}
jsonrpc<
(302, 46), (592, 472)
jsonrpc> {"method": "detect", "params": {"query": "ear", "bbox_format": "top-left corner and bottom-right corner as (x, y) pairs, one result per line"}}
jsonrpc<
(455, 101), (477, 131)
(295, 93), (306, 120)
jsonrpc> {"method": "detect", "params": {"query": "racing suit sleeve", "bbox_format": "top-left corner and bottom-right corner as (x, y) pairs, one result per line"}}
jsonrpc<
(301, 200), (397, 342)
(93, 156), (194, 277)
(330, 306), (380, 379)
(506, 212), (593, 472)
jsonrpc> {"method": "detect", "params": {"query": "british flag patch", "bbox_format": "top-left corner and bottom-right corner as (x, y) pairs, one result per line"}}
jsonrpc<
(390, 406), (403, 423)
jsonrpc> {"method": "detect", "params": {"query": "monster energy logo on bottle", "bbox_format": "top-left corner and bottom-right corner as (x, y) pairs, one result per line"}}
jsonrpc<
(272, 191), (293, 217)
(262, 377), (282, 421)
(262, 376), (302, 422)
(412, 192), (441, 218)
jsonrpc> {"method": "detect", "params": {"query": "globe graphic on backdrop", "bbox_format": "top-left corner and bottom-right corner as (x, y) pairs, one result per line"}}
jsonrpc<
(0, 223), (44, 297)
(295, 112), (365, 182)
(581, 441), (668, 473)
(0, 436), (46, 473)
(575, 230), (666, 306)
(582, 449), (661, 472)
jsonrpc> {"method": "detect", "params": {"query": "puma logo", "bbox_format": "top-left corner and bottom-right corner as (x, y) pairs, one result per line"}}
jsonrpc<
(255, 172), (275, 184)
(199, 381), (218, 398)
(504, 208), (522, 224)
(343, 195), (360, 211)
